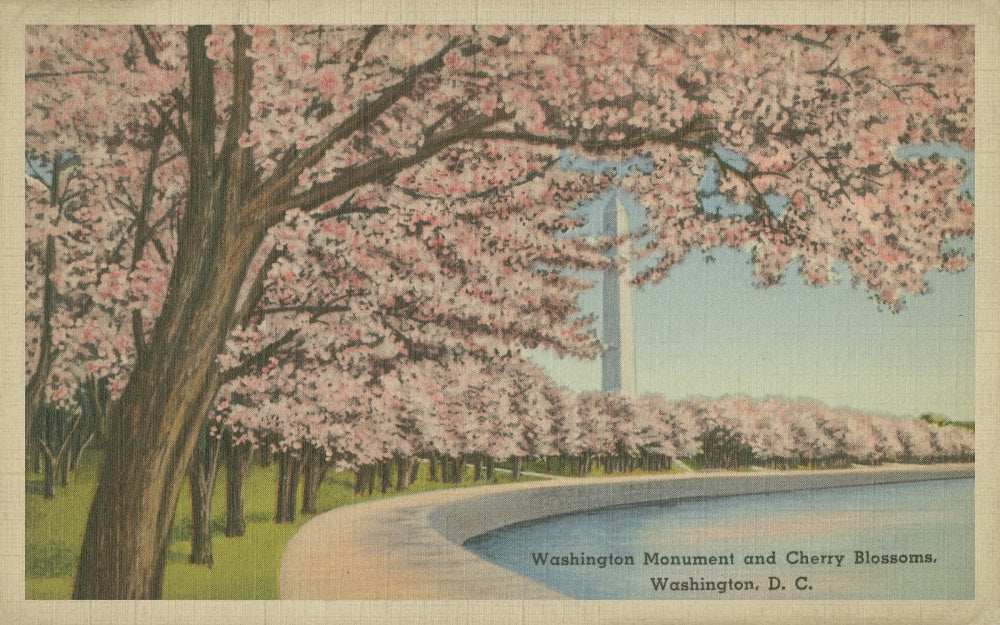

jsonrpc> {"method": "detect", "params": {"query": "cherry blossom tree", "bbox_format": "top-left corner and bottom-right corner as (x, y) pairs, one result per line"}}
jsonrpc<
(25, 25), (973, 598)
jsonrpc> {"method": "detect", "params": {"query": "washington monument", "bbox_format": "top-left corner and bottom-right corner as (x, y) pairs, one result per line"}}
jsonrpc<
(601, 193), (637, 397)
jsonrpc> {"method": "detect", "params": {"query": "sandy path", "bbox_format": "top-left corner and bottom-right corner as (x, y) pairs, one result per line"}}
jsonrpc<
(279, 463), (973, 599)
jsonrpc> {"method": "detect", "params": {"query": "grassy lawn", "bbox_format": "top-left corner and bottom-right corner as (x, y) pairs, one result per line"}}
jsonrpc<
(25, 451), (527, 599)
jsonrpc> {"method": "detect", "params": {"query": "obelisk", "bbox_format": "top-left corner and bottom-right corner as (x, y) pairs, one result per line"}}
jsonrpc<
(601, 193), (637, 397)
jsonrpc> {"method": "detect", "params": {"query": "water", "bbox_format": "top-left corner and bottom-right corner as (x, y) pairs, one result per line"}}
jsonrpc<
(465, 478), (974, 599)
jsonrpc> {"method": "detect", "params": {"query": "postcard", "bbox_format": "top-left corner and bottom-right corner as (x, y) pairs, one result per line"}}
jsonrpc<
(5, 2), (998, 625)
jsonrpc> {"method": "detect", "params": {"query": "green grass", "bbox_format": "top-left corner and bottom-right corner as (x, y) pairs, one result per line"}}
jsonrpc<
(26, 452), (527, 599)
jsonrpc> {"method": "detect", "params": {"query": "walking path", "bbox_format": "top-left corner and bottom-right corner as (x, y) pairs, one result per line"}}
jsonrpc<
(279, 463), (973, 599)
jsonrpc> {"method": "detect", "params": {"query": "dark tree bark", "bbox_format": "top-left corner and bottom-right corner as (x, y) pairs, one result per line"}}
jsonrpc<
(511, 456), (522, 481)
(301, 445), (330, 514)
(485, 456), (494, 481)
(188, 425), (222, 566)
(275, 449), (302, 523)
(428, 452), (438, 482)
(258, 436), (273, 467)
(31, 436), (41, 474)
(37, 405), (85, 499)
(224, 436), (253, 537)
(409, 457), (419, 485)
(438, 455), (449, 483)
(42, 448), (55, 499)
(394, 454), (409, 491)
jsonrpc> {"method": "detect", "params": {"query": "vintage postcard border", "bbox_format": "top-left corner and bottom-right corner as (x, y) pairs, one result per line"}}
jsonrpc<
(2, 1), (997, 624)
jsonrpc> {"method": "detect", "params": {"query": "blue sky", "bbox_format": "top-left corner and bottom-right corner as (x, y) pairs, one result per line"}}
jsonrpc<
(530, 148), (975, 422)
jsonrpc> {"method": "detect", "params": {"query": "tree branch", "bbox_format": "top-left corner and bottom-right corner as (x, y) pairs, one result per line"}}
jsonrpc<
(219, 329), (300, 384)
(131, 308), (146, 363)
(269, 110), (515, 218)
(472, 114), (720, 154)
(345, 25), (385, 77)
(252, 36), (469, 211)
(233, 245), (282, 330)
(26, 68), (108, 80)
(133, 26), (161, 67)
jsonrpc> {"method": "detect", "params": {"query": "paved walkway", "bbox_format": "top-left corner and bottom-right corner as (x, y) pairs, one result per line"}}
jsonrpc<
(279, 463), (973, 599)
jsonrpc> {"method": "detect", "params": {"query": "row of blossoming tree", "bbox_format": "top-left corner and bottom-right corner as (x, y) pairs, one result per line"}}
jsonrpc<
(26, 25), (973, 598)
(186, 349), (973, 566)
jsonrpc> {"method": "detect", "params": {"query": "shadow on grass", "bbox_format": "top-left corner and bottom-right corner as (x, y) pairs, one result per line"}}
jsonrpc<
(25, 542), (76, 578)
(25, 480), (48, 497)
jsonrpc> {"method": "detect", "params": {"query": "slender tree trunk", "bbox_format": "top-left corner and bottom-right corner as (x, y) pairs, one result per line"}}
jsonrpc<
(275, 451), (290, 523)
(42, 450), (55, 499)
(38, 406), (85, 497)
(511, 456), (522, 481)
(40, 407), (56, 498)
(380, 458), (392, 493)
(453, 454), (464, 484)
(58, 445), (70, 487)
(439, 454), (450, 483)
(224, 438), (253, 537)
(31, 436), (41, 473)
(485, 456), (494, 481)
(301, 446), (317, 510)
(301, 446), (330, 514)
(275, 450), (302, 523)
(188, 466), (213, 566)
(259, 438), (273, 467)
(409, 457), (419, 485)
(428, 452), (438, 482)
(188, 428), (221, 565)
(68, 425), (91, 472)
(395, 454), (409, 491)
(25, 231), (58, 450)
(473, 455), (482, 482)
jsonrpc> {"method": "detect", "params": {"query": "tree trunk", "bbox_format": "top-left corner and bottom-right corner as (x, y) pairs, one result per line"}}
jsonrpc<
(473, 455), (482, 482)
(511, 456), (522, 481)
(73, 26), (298, 599)
(409, 457), (419, 485)
(25, 232), (58, 450)
(258, 436), (273, 467)
(380, 458), (392, 493)
(301, 446), (330, 514)
(42, 450), (55, 499)
(58, 445), (70, 487)
(395, 454), (409, 491)
(439, 455), (450, 483)
(275, 450), (302, 523)
(188, 427), (221, 565)
(31, 436), (41, 473)
(453, 454), (464, 484)
(72, 23), (479, 598)
(224, 438), (253, 537)
(275, 451), (290, 523)
(300, 446), (317, 511)
(485, 457), (494, 481)
(188, 464), (213, 566)
(428, 452), (438, 482)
